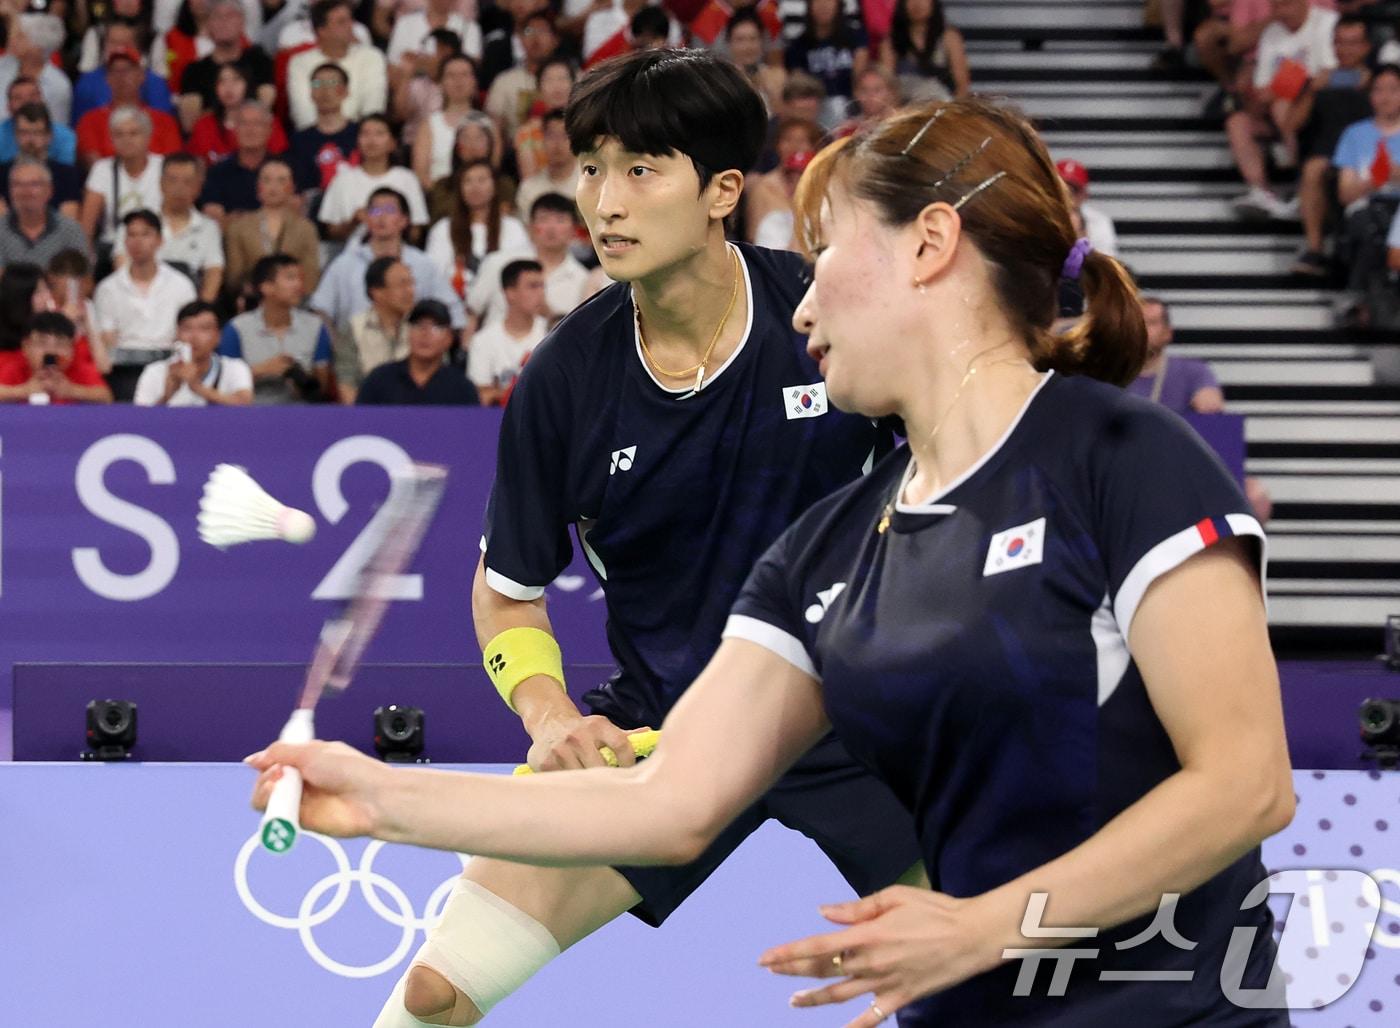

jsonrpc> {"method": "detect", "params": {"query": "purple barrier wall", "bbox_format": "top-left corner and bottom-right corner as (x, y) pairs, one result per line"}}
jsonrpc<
(1, 765), (1395, 1026)
(1279, 659), (1400, 769)
(1183, 412), (1246, 482)
(0, 409), (1249, 762)
(0, 408), (611, 752)
(11, 662), (615, 762)
(15, 659), (1393, 768)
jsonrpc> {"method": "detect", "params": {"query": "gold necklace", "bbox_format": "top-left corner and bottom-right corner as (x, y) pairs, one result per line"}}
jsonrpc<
(635, 247), (741, 394)
(876, 346), (1034, 534)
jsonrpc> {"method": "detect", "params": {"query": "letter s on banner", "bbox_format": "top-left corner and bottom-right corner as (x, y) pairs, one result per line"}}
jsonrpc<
(72, 435), (180, 600)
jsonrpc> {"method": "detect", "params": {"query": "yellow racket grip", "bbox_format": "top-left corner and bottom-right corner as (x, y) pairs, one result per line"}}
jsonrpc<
(513, 729), (661, 775)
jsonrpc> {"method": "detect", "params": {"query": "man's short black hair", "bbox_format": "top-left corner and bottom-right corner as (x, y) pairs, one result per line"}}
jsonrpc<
(6, 75), (35, 98)
(27, 310), (75, 340)
(630, 6), (669, 41)
(565, 49), (767, 189)
(542, 106), (566, 129)
(537, 56), (573, 87)
(122, 208), (162, 233)
(177, 299), (220, 324)
(501, 258), (543, 291)
(13, 101), (50, 131)
(310, 61), (348, 87)
(310, 0), (352, 31)
(1373, 63), (1400, 86)
(727, 7), (765, 39)
(1336, 14), (1369, 34)
(428, 27), (463, 52)
(252, 253), (299, 290)
(47, 248), (90, 279)
(365, 255), (402, 293)
(529, 191), (576, 221)
(162, 151), (201, 174)
(359, 112), (395, 138)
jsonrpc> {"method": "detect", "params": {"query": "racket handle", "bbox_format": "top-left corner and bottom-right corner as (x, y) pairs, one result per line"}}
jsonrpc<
(512, 729), (662, 775)
(260, 709), (315, 853)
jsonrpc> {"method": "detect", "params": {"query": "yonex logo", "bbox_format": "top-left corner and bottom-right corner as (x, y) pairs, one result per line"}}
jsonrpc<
(262, 820), (294, 853)
(610, 446), (637, 475)
(804, 582), (846, 624)
(488, 654), (506, 674)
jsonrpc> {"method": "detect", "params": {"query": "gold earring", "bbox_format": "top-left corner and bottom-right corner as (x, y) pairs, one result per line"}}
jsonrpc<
(912, 278), (927, 293)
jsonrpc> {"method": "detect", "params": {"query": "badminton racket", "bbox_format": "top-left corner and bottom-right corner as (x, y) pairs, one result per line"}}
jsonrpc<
(260, 463), (448, 853)
(511, 730), (662, 775)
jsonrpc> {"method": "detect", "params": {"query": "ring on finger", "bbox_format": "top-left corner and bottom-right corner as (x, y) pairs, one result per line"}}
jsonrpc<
(832, 951), (844, 975)
(870, 1002), (887, 1022)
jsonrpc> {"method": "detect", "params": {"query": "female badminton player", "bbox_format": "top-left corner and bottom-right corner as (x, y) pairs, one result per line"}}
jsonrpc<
(251, 98), (1294, 1027)
(367, 48), (924, 1027)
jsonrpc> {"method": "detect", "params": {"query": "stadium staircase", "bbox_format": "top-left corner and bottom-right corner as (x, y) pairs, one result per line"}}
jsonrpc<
(949, 0), (1399, 656)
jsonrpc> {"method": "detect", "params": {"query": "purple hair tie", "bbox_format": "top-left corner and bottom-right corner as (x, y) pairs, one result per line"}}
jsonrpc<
(1061, 237), (1093, 281)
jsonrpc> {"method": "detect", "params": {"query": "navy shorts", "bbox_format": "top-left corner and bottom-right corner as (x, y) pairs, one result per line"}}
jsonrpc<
(584, 677), (924, 927)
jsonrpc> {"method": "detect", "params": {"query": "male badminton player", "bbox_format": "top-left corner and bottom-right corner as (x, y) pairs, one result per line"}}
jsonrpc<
(372, 49), (925, 1026)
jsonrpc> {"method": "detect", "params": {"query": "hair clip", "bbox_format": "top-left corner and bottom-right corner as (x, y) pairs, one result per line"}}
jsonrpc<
(951, 171), (1006, 211)
(932, 136), (993, 191)
(899, 107), (947, 156)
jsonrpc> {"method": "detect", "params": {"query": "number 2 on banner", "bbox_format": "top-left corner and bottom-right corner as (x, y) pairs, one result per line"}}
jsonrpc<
(310, 436), (424, 602)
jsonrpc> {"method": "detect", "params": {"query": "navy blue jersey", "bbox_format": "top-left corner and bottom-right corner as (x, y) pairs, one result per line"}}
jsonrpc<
(482, 242), (890, 718)
(727, 373), (1282, 1026)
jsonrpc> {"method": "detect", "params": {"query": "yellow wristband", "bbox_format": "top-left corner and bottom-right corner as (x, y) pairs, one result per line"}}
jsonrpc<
(483, 627), (566, 712)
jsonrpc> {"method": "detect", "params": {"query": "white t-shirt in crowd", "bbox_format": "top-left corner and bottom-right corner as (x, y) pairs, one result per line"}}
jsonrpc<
(1080, 203), (1119, 259)
(468, 249), (591, 324)
(318, 165), (430, 227)
(114, 208), (225, 274)
(84, 156), (165, 245)
(93, 263), (198, 362)
(1254, 6), (1339, 89)
(424, 215), (531, 279)
(468, 315), (548, 390)
(133, 353), (254, 406)
(387, 12), (482, 62)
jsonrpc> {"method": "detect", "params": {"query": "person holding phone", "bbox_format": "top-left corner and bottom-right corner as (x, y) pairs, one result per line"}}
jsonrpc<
(0, 310), (112, 404)
(133, 299), (253, 406)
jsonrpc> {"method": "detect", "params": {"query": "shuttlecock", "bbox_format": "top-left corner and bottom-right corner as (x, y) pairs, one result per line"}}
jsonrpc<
(198, 464), (317, 547)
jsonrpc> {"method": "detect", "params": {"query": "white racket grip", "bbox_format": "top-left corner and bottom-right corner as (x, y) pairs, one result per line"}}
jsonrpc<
(259, 709), (316, 853)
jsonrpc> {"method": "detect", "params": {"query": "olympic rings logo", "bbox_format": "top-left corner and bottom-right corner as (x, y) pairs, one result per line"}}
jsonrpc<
(233, 830), (469, 978)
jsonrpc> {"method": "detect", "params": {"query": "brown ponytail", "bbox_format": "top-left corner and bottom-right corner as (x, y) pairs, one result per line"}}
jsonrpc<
(794, 99), (1146, 386)
(1033, 247), (1146, 387)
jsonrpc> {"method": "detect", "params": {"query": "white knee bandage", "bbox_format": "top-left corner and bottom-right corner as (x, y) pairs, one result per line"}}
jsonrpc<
(412, 878), (562, 1018)
(372, 973), (431, 1028)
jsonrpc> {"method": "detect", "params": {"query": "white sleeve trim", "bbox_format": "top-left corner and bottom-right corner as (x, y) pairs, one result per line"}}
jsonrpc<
(722, 615), (820, 681)
(483, 565), (547, 602)
(1112, 513), (1267, 641)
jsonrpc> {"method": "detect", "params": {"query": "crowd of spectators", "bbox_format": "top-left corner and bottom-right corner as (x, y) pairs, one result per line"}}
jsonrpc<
(1171, 0), (1400, 324)
(0, 0), (978, 407)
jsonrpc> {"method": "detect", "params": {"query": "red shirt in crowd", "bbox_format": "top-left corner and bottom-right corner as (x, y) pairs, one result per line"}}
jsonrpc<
(187, 112), (290, 165)
(0, 339), (106, 404)
(76, 104), (184, 162)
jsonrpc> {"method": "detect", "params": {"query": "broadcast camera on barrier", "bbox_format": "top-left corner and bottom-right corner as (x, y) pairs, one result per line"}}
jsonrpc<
(1359, 698), (1400, 771)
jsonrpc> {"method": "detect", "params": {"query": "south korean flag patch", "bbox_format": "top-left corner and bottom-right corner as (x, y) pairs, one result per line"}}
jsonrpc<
(784, 382), (828, 420)
(983, 517), (1046, 577)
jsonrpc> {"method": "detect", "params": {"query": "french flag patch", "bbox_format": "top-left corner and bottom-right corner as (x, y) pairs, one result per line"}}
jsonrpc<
(983, 517), (1047, 577)
(784, 382), (828, 420)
